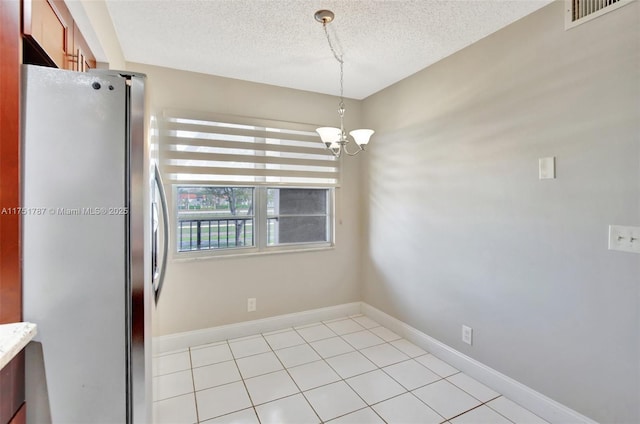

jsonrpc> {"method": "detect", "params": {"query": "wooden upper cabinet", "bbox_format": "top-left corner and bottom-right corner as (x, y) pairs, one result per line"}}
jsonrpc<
(71, 23), (96, 72)
(23, 0), (69, 68)
(22, 0), (96, 71)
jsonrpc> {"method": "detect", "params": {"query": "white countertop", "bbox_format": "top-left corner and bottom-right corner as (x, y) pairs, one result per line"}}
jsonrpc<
(0, 322), (37, 370)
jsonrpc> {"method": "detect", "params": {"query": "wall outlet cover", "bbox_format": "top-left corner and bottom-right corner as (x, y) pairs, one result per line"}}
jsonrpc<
(462, 325), (473, 345)
(247, 298), (257, 312)
(539, 157), (556, 179)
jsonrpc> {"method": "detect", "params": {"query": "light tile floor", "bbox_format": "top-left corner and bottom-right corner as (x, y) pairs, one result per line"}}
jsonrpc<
(153, 315), (550, 424)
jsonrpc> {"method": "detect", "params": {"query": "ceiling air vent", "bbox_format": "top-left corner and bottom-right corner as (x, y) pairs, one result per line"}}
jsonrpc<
(565, 0), (631, 29)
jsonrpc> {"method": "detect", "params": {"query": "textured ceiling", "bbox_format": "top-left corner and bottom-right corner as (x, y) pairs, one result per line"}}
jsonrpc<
(103, 0), (553, 100)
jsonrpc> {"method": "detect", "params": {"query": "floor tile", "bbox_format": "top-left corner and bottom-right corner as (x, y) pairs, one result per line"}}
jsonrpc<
(288, 360), (341, 391)
(325, 351), (377, 379)
(304, 381), (367, 422)
(153, 370), (194, 401)
(202, 407), (259, 423)
(296, 324), (337, 343)
(236, 351), (283, 379)
(196, 381), (252, 421)
(412, 380), (481, 420)
(153, 392), (197, 424)
(310, 336), (354, 358)
(447, 373), (499, 402)
(487, 397), (550, 424)
(324, 318), (365, 335)
(351, 316), (380, 329)
(415, 354), (459, 377)
(369, 326), (402, 342)
(255, 393), (320, 424)
(326, 407), (385, 423)
(341, 330), (385, 350)
(154, 351), (191, 376)
(360, 343), (410, 367)
(192, 360), (241, 391)
(264, 330), (306, 350)
(229, 337), (271, 359)
(373, 392), (444, 424)
(275, 344), (322, 368)
(450, 405), (511, 424)
(190, 343), (233, 368)
(244, 370), (299, 405)
(346, 369), (406, 405)
(390, 339), (427, 357)
(383, 359), (441, 390)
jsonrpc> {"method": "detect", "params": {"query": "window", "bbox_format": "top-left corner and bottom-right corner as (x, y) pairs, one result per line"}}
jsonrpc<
(160, 110), (338, 255)
(267, 188), (330, 246)
(175, 186), (332, 253)
(177, 187), (254, 251)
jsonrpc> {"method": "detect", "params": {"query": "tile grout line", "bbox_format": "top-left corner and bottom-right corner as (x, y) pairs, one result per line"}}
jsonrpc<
(187, 346), (200, 424)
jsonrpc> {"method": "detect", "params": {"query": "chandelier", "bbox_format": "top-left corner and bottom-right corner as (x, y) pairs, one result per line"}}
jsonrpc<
(314, 10), (374, 158)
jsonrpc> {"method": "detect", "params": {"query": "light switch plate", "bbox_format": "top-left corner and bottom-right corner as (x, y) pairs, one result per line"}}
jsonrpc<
(539, 157), (555, 179)
(608, 225), (640, 253)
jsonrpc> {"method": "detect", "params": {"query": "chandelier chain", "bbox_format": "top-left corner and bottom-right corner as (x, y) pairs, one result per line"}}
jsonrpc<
(322, 23), (344, 106)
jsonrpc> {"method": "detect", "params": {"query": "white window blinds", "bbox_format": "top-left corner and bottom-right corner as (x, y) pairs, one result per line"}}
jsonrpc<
(160, 110), (339, 187)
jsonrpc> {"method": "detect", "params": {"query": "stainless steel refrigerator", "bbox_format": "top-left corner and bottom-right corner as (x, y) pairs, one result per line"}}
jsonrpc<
(22, 64), (168, 423)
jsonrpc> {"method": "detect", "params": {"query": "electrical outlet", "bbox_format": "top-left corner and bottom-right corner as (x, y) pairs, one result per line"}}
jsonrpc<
(247, 298), (256, 312)
(462, 325), (473, 345)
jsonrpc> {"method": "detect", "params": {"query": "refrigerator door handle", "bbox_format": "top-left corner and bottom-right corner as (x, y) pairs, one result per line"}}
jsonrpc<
(153, 163), (169, 303)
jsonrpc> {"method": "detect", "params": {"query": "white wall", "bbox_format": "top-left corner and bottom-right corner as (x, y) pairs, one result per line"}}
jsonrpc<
(361, 2), (639, 423)
(125, 63), (364, 336)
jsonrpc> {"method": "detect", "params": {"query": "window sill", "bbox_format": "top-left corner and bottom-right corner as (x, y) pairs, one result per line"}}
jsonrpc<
(171, 244), (335, 263)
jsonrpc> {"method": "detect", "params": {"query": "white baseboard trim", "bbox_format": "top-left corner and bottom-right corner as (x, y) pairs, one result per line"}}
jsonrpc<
(361, 303), (598, 424)
(153, 302), (361, 355)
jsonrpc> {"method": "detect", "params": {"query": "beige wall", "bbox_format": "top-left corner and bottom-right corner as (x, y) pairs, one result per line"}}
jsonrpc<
(361, 2), (639, 423)
(126, 63), (364, 336)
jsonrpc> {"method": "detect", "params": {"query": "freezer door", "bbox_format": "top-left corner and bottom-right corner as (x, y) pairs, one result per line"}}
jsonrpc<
(22, 65), (128, 423)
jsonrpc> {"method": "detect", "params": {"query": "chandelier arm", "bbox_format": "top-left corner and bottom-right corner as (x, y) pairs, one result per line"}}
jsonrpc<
(342, 143), (364, 156)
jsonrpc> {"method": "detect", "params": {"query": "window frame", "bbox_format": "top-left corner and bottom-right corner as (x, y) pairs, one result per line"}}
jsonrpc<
(173, 185), (334, 259)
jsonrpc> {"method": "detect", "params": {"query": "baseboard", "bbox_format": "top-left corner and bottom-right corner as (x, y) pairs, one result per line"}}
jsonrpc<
(361, 303), (598, 424)
(153, 302), (361, 355)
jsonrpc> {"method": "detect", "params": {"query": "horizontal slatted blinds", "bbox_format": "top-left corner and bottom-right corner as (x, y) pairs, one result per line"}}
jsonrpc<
(160, 109), (339, 187)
